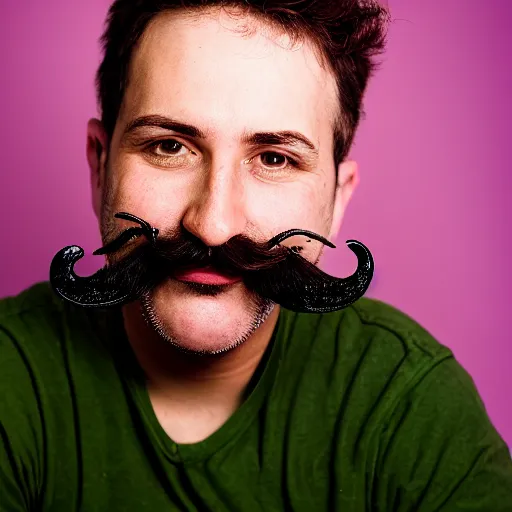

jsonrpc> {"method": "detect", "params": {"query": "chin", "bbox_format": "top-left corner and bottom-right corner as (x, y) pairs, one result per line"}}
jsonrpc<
(139, 278), (275, 356)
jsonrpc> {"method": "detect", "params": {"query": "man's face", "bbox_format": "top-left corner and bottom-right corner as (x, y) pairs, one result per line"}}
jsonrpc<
(91, 8), (355, 355)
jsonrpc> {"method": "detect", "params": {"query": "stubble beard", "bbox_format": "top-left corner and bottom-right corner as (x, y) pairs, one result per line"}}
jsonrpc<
(139, 286), (276, 357)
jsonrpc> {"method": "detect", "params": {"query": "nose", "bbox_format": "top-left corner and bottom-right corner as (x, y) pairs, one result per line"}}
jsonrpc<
(181, 161), (247, 247)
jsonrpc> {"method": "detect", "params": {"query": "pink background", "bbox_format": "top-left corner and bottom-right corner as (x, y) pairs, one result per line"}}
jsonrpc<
(0, 1), (510, 449)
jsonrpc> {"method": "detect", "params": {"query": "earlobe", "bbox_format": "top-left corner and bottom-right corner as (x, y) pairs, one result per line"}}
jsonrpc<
(86, 119), (109, 219)
(328, 160), (359, 242)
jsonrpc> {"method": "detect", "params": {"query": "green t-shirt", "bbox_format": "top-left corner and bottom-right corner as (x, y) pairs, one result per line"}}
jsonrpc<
(1, 282), (511, 511)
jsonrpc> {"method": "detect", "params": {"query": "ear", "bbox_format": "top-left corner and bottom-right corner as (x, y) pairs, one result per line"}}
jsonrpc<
(328, 159), (359, 242)
(86, 119), (109, 219)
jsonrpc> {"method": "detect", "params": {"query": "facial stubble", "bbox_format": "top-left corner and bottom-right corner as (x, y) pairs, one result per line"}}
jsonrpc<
(139, 284), (276, 357)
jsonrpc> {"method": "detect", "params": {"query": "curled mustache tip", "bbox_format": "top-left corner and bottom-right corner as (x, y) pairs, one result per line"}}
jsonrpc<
(114, 211), (151, 228)
(93, 213), (160, 256)
(92, 227), (145, 255)
(115, 212), (160, 243)
(346, 239), (374, 261)
(267, 229), (336, 249)
(49, 245), (132, 308)
(247, 238), (374, 314)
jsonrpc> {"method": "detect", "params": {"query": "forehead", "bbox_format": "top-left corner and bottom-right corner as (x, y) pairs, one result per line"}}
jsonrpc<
(121, 8), (338, 145)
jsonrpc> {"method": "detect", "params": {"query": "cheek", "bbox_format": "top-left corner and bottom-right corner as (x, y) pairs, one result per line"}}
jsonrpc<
(104, 172), (150, 218)
(251, 181), (330, 231)
(103, 162), (190, 228)
(247, 181), (332, 261)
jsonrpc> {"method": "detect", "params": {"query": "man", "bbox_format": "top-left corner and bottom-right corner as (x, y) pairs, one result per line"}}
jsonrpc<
(1, 0), (511, 510)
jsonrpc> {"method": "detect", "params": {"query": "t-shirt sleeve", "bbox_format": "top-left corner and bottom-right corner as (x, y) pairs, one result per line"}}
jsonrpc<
(0, 326), (42, 511)
(375, 357), (512, 511)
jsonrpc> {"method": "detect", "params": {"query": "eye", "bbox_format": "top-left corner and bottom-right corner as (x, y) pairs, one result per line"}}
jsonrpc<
(244, 151), (301, 180)
(260, 151), (298, 170)
(143, 138), (197, 167)
(260, 152), (289, 168)
(151, 139), (187, 156)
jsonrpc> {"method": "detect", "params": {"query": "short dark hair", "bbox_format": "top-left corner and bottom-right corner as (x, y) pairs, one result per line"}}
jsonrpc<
(95, 0), (389, 170)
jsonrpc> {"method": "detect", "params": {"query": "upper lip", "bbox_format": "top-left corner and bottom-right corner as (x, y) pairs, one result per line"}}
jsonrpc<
(173, 266), (240, 278)
(177, 265), (229, 274)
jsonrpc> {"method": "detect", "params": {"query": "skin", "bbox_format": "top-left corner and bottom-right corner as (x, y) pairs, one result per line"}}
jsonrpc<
(86, 7), (359, 442)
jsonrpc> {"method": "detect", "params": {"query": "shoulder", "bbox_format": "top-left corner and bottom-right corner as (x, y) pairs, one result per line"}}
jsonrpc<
(0, 281), (86, 410)
(287, 296), (454, 371)
(348, 296), (452, 360)
(335, 297), (461, 407)
(0, 281), (64, 327)
(317, 298), (504, 443)
(0, 281), (68, 385)
(0, 280), (103, 437)
(280, 301), (512, 505)
(346, 301), (512, 506)
(280, 297), (456, 421)
(281, 297), (492, 440)
(0, 281), (74, 360)
(0, 280), (104, 381)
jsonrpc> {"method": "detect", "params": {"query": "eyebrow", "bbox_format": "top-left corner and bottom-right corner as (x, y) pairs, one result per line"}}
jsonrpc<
(123, 114), (319, 156)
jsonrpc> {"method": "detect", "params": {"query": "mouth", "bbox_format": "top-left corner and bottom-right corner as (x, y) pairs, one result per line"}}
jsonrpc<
(172, 266), (242, 286)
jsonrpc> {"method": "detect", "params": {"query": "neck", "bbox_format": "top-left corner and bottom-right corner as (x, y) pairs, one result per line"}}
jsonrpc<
(121, 301), (280, 408)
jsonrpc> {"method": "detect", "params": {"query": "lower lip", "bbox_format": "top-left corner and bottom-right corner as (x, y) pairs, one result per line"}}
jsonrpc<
(173, 268), (242, 286)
